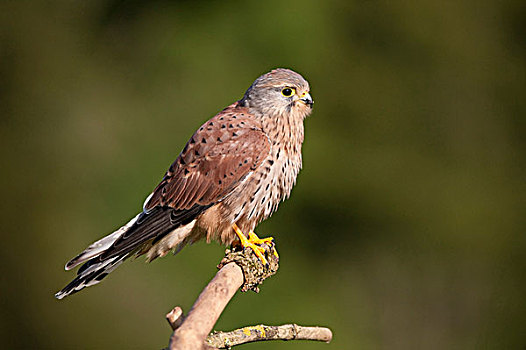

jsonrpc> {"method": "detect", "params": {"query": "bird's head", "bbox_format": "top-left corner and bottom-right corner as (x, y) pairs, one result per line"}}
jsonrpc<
(240, 68), (313, 120)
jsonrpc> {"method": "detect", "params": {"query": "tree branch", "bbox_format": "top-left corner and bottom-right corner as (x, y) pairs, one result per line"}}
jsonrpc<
(166, 244), (332, 349)
(169, 262), (244, 349)
(207, 324), (332, 348)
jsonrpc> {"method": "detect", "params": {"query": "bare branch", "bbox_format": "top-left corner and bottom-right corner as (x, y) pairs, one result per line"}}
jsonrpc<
(167, 243), (332, 349)
(166, 306), (185, 331)
(206, 324), (333, 348)
(169, 262), (244, 350)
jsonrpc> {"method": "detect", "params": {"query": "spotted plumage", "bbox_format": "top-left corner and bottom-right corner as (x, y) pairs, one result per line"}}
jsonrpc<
(56, 68), (313, 299)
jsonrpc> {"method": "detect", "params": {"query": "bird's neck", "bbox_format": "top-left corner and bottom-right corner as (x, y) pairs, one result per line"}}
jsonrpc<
(235, 100), (305, 153)
(261, 111), (305, 155)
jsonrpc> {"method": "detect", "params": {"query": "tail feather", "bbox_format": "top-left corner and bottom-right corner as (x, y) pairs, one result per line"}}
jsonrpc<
(55, 213), (143, 299)
(55, 205), (209, 299)
(65, 214), (140, 270)
(55, 255), (128, 299)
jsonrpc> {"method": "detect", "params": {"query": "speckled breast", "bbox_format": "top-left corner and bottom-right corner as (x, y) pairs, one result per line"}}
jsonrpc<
(224, 117), (305, 232)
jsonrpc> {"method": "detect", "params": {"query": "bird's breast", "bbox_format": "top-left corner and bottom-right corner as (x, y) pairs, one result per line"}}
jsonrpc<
(203, 112), (305, 243)
(225, 137), (303, 230)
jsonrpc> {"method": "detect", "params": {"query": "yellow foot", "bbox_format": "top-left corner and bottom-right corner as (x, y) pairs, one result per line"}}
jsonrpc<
(232, 224), (276, 266)
(247, 231), (274, 246)
(249, 231), (279, 259)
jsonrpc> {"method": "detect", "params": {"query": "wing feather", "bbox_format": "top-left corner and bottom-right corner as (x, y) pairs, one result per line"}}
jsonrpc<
(57, 101), (272, 299)
(102, 105), (270, 259)
(145, 107), (271, 211)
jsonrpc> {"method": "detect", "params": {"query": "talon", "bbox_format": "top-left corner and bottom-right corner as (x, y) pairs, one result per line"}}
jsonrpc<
(233, 224), (275, 266)
(247, 230), (275, 247)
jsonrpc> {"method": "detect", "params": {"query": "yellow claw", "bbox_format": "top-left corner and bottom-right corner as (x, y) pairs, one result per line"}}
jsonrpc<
(233, 224), (275, 266)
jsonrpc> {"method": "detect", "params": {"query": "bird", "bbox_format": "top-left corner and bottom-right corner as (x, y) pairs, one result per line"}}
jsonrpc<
(55, 68), (313, 299)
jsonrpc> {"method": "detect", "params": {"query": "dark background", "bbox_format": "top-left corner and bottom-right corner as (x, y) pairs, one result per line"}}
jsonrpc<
(1, 1), (525, 349)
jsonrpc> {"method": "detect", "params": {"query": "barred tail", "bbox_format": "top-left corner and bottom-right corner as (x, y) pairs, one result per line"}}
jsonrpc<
(54, 213), (140, 299)
(55, 203), (209, 299)
(55, 254), (128, 299)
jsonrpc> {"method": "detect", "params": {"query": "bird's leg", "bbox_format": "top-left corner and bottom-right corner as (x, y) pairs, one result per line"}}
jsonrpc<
(232, 224), (274, 266)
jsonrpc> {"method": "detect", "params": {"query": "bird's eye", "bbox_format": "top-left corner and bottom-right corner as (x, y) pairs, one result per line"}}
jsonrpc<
(281, 87), (295, 97)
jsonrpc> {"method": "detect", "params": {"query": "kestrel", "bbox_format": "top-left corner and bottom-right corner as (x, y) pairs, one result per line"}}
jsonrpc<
(55, 68), (313, 299)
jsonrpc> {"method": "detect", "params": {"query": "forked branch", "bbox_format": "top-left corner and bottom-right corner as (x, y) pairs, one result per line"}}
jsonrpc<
(166, 244), (332, 349)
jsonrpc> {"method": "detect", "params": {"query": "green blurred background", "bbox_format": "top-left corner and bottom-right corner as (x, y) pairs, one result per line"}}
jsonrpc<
(1, 1), (525, 349)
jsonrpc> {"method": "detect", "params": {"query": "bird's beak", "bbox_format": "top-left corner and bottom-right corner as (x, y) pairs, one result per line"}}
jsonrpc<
(299, 92), (314, 108)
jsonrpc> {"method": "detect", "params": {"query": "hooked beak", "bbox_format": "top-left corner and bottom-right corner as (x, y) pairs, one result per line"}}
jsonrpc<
(299, 92), (314, 108)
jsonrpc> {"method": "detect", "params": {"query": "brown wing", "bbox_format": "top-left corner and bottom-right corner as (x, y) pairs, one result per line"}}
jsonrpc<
(99, 105), (270, 260)
(145, 105), (271, 211)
